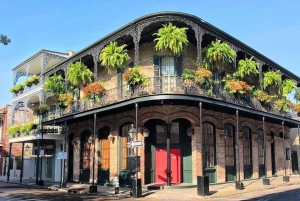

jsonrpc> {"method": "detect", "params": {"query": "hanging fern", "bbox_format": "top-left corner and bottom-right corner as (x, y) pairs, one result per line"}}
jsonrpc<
(294, 88), (300, 102)
(262, 70), (281, 90)
(153, 23), (189, 56)
(236, 56), (259, 78)
(99, 41), (130, 75)
(281, 79), (297, 98)
(202, 39), (236, 71)
(44, 75), (66, 98)
(67, 61), (94, 86)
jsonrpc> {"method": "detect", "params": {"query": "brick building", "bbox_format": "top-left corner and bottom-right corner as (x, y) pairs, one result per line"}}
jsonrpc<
(12, 12), (300, 187)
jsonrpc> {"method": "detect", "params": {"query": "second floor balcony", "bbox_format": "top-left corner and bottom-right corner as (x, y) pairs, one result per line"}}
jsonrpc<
(43, 76), (295, 122)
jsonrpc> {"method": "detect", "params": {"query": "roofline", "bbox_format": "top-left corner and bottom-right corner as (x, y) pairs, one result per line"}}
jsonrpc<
(12, 49), (68, 71)
(44, 11), (300, 82)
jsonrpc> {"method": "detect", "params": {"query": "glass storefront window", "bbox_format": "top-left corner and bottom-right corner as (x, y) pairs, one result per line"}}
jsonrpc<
(156, 122), (179, 144)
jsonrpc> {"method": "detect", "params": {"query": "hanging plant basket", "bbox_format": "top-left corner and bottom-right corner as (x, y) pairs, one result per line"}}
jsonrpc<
(33, 104), (49, 116)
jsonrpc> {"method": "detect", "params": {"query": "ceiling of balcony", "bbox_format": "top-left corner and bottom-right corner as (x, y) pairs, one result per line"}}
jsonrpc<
(17, 58), (63, 75)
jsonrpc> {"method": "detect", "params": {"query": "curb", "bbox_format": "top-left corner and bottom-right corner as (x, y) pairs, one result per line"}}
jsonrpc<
(0, 180), (48, 190)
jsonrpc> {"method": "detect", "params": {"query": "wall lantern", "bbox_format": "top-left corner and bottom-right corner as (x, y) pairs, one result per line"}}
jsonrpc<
(25, 144), (30, 152)
(128, 124), (137, 139)
(108, 133), (115, 143)
(142, 128), (150, 138)
(186, 127), (194, 137)
(88, 136), (94, 144)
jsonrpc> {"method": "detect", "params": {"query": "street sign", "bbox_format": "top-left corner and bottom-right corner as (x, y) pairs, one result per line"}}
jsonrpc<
(57, 151), (67, 159)
(127, 140), (143, 148)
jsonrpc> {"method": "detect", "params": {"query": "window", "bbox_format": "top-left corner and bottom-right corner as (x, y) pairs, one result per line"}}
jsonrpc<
(243, 127), (251, 166)
(258, 129), (264, 165)
(156, 122), (179, 144)
(98, 127), (110, 169)
(202, 122), (215, 168)
(161, 57), (175, 75)
(225, 124), (235, 167)
(80, 131), (91, 169)
(121, 124), (131, 170)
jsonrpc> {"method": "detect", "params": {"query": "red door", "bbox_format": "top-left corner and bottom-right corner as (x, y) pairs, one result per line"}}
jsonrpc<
(155, 148), (181, 184)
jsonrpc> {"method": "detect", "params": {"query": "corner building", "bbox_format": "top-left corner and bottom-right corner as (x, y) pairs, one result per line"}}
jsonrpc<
(42, 12), (300, 186)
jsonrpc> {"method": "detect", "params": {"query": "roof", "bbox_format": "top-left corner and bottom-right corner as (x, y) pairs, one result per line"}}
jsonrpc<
(12, 49), (68, 71)
(43, 11), (300, 82)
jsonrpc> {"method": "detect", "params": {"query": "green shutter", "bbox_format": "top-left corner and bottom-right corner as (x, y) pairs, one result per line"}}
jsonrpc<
(175, 56), (183, 76)
(117, 68), (123, 98)
(153, 56), (161, 94)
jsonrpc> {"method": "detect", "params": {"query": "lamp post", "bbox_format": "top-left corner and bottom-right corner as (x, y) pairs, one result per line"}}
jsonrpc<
(88, 113), (97, 193)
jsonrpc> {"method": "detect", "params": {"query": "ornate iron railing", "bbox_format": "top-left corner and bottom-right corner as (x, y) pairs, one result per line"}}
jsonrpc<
(43, 76), (292, 121)
(12, 82), (42, 99)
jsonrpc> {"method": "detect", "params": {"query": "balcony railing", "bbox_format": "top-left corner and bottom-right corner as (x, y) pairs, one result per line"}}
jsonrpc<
(12, 82), (42, 99)
(43, 76), (292, 121)
(9, 125), (64, 139)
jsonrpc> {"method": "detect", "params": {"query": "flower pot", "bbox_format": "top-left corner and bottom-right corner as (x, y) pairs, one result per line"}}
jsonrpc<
(297, 113), (300, 117)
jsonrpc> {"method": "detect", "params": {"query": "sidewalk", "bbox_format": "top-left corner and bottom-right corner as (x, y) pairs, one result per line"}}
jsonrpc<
(1, 175), (300, 200)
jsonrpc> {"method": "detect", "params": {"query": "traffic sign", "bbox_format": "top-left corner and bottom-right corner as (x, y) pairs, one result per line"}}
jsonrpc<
(127, 140), (143, 148)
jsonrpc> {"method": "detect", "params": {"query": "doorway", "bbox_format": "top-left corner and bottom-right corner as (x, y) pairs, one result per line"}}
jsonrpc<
(271, 132), (276, 175)
(68, 133), (74, 181)
(291, 151), (299, 174)
(155, 148), (181, 183)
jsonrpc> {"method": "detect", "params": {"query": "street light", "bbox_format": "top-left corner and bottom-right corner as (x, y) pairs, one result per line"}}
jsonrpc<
(128, 124), (137, 139)
(88, 113), (97, 193)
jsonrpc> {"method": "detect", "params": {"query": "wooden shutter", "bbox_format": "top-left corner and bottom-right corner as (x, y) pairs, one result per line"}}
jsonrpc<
(175, 56), (183, 76)
(117, 68), (123, 98)
(153, 56), (161, 94)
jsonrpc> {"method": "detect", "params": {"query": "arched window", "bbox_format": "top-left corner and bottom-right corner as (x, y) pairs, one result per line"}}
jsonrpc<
(202, 122), (216, 168)
(225, 124), (235, 167)
(258, 129), (264, 166)
(243, 126), (251, 166)
(80, 130), (91, 169)
(98, 127), (110, 170)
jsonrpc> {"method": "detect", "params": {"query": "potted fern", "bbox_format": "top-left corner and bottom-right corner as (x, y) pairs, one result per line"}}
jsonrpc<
(252, 89), (275, 104)
(82, 81), (106, 102)
(262, 70), (281, 90)
(236, 57), (259, 78)
(28, 75), (40, 85)
(202, 39), (236, 72)
(33, 104), (49, 116)
(44, 74), (66, 99)
(99, 41), (130, 75)
(153, 23), (189, 56)
(223, 74), (252, 96)
(123, 66), (147, 95)
(9, 84), (24, 94)
(280, 79), (297, 98)
(7, 125), (20, 137)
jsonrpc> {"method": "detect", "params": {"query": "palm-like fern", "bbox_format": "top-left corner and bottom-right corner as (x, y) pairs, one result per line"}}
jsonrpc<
(262, 70), (281, 90)
(99, 41), (130, 75)
(281, 79), (297, 98)
(44, 75), (66, 98)
(153, 23), (189, 56)
(202, 39), (236, 71)
(67, 61), (94, 86)
(236, 56), (259, 78)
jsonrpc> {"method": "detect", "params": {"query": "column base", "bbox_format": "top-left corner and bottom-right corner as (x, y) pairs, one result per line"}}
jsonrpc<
(131, 179), (142, 198)
(60, 182), (67, 188)
(263, 178), (270, 185)
(283, 176), (290, 182)
(197, 176), (210, 196)
(89, 185), (97, 193)
(38, 180), (44, 186)
(235, 181), (244, 190)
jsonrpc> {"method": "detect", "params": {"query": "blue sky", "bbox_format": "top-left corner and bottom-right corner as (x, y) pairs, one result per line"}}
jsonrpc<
(1, 0), (300, 106)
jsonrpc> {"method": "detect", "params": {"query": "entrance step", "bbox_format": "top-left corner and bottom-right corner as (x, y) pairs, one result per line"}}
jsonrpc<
(142, 183), (196, 190)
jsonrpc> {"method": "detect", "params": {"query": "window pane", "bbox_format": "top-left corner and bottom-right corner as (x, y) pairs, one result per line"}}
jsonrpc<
(170, 122), (179, 143)
(161, 57), (174, 75)
(156, 125), (167, 144)
(225, 124), (235, 167)
(203, 123), (215, 168)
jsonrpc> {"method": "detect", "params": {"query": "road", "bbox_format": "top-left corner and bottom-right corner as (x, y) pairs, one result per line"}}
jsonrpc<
(0, 182), (300, 201)
(0, 182), (129, 201)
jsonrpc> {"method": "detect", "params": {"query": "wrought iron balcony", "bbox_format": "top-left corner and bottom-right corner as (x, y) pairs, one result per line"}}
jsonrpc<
(9, 125), (64, 139)
(43, 76), (291, 121)
(12, 83), (42, 100)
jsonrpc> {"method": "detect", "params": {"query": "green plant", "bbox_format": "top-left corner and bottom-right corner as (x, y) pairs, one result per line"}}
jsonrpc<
(223, 74), (252, 95)
(236, 57), (259, 78)
(252, 89), (275, 103)
(19, 122), (33, 133)
(274, 99), (293, 112)
(58, 94), (74, 107)
(99, 41), (130, 75)
(122, 66), (147, 85)
(280, 79), (297, 98)
(182, 68), (195, 80)
(23, 79), (32, 87)
(67, 61), (93, 87)
(153, 23), (189, 56)
(295, 88), (300, 102)
(28, 75), (40, 85)
(195, 67), (213, 86)
(202, 39), (236, 71)
(33, 104), (49, 116)
(9, 84), (24, 93)
(293, 104), (300, 116)
(82, 82), (106, 102)
(262, 70), (281, 90)
(44, 75), (66, 99)
(6, 125), (20, 135)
